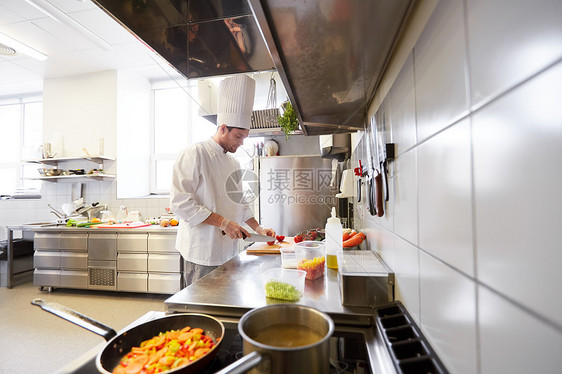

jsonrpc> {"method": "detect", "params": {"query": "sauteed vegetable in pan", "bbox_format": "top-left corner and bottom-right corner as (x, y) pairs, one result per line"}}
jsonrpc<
(31, 299), (225, 374)
(113, 326), (217, 374)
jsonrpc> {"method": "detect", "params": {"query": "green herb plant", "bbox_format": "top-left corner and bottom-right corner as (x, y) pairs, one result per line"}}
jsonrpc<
(278, 101), (299, 140)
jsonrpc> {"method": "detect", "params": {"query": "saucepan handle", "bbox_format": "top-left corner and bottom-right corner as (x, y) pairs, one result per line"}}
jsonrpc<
(31, 298), (117, 341)
(214, 351), (264, 374)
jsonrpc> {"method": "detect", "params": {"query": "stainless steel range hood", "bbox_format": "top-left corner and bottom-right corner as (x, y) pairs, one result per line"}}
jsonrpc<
(92, 0), (415, 136)
(92, 0), (275, 78)
(248, 0), (415, 136)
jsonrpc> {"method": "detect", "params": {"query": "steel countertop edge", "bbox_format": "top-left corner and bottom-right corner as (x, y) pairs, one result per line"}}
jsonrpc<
(7, 224), (178, 233)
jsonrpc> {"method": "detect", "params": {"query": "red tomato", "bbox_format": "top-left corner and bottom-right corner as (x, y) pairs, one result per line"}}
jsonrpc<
(267, 241), (275, 246)
(276, 235), (285, 242)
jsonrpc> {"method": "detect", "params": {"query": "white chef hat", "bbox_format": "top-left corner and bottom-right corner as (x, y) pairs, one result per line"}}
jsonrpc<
(217, 74), (256, 130)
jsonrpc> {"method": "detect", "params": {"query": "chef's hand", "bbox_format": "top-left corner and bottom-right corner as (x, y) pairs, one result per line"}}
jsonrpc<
(222, 220), (250, 240)
(256, 225), (275, 238)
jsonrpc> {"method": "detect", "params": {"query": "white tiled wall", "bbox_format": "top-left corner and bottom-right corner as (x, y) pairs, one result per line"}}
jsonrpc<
(354, 0), (562, 372)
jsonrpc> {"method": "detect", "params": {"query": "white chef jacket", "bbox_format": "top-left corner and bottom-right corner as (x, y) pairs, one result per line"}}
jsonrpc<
(170, 138), (254, 266)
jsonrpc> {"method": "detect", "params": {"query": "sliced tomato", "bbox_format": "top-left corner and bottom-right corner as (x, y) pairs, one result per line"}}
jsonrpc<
(267, 241), (275, 246)
(275, 235), (285, 242)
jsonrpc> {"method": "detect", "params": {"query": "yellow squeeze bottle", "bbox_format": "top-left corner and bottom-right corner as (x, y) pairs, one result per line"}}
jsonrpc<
(325, 207), (342, 270)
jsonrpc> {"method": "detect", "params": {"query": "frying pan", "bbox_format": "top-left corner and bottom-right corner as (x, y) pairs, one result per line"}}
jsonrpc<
(31, 299), (225, 374)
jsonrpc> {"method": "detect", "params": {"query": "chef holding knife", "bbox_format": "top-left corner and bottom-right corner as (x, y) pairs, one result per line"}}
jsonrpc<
(170, 74), (276, 287)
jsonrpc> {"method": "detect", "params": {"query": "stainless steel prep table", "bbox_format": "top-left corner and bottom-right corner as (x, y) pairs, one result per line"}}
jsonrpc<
(165, 251), (397, 373)
(5, 224), (179, 292)
(165, 251), (377, 326)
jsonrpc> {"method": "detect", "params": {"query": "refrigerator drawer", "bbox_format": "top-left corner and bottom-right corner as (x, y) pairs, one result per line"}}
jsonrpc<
(148, 273), (180, 294)
(34, 251), (60, 269)
(33, 269), (60, 287)
(88, 233), (117, 261)
(147, 233), (177, 253)
(118, 272), (148, 292)
(60, 233), (88, 252)
(117, 253), (148, 272)
(117, 233), (148, 253)
(34, 232), (60, 251)
(148, 253), (181, 273)
(60, 252), (88, 270)
(60, 270), (88, 288)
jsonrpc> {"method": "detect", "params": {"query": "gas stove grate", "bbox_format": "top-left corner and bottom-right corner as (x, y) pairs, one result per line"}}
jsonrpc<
(375, 302), (448, 374)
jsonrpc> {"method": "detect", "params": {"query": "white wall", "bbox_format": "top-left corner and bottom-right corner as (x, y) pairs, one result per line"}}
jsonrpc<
(352, 0), (562, 373)
(43, 71), (117, 158)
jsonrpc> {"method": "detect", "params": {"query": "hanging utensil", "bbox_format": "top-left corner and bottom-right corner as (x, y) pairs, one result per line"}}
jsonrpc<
(365, 117), (378, 216)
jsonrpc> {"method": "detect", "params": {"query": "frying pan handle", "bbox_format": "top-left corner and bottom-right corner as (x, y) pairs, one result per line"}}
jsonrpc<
(31, 299), (117, 341)
(214, 351), (264, 374)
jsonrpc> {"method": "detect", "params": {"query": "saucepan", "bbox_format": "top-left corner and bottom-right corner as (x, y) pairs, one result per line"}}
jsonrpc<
(216, 304), (335, 374)
(31, 299), (225, 374)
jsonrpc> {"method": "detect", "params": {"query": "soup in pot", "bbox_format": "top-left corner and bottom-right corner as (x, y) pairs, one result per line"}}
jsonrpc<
(251, 324), (324, 347)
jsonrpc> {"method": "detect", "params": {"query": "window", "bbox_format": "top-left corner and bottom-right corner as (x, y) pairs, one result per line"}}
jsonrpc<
(0, 97), (42, 195)
(150, 84), (215, 194)
(149, 83), (264, 195)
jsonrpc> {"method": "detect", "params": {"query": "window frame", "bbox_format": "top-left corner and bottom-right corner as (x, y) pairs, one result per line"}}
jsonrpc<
(0, 94), (42, 195)
(149, 81), (199, 195)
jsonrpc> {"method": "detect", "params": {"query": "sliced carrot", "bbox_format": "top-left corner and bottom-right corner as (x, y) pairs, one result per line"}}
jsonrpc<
(124, 356), (147, 374)
(179, 326), (191, 334)
(190, 328), (204, 334)
(159, 356), (176, 366)
(178, 331), (194, 343)
(194, 347), (210, 358)
(343, 232), (366, 247)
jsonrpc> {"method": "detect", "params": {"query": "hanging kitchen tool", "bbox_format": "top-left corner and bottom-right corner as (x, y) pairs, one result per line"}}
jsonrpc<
(364, 117), (379, 216)
(375, 109), (390, 202)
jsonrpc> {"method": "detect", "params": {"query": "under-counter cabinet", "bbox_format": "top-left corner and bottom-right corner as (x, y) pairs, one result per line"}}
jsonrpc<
(117, 233), (148, 293)
(147, 233), (181, 294)
(33, 229), (180, 294)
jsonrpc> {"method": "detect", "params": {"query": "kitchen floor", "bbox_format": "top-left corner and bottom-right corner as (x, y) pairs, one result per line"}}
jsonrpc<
(0, 282), (169, 374)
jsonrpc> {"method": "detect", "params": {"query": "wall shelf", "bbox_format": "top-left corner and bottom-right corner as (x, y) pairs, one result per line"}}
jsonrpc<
(23, 156), (116, 183)
(23, 174), (115, 182)
(23, 156), (115, 165)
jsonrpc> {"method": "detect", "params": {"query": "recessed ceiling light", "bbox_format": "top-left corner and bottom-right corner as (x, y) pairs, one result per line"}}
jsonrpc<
(0, 43), (16, 56)
(0, 32), (48, 61)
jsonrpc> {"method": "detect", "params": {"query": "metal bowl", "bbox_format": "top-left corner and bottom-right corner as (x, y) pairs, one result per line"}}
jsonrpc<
(38, 168), (63, 176)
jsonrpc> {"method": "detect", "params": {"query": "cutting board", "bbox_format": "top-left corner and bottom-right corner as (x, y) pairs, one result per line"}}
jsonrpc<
(95, 222), (152, 229)
(246, 237), (295, 254)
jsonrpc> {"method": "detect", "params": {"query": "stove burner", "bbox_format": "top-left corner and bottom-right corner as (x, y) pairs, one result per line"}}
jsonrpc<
(199, 329), (372, 374)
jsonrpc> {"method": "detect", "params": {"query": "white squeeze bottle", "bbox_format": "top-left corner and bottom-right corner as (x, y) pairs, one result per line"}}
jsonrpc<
(325, 207), (342, 269)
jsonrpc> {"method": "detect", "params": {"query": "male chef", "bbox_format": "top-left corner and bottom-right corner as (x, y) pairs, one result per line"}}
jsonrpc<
(170, 74), (275, 287)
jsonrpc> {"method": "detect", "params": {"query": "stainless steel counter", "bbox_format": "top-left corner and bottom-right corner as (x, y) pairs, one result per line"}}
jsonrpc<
(58, 252), (398, 374)
(4, 224), (179, 292)
(165, 251), (377, 326)
(7, 223), (178, 233)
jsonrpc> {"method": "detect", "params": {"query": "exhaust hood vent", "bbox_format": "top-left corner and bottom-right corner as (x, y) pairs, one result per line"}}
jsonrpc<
(92, 0), (275, 79)
(248, 0), (416, 136)
(92, 0), (417, 137)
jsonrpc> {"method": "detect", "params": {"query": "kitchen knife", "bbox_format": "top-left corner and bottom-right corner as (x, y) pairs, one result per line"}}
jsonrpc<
(242, 233), (276, 242)
(221, 230), (275, 242)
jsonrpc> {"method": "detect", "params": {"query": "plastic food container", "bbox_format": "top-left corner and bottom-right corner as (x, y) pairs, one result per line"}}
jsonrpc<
(295, 241), (326, 280)
(280, 246), (297, 269)
(262, 268), (306, 301)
